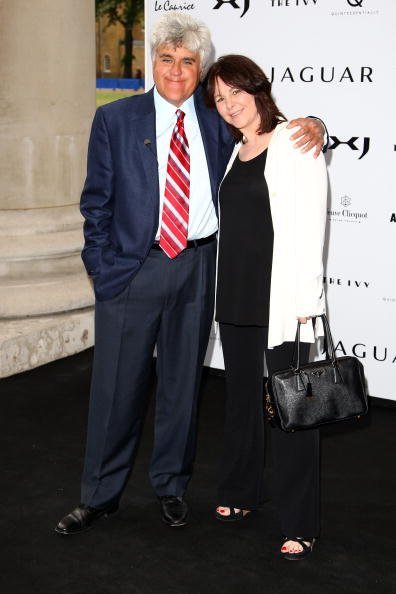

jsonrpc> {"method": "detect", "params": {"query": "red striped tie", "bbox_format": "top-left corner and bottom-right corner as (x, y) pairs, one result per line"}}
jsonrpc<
(159, 109), (190, 259)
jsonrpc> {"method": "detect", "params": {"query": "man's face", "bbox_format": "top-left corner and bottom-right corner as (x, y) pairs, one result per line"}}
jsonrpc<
(153, 44), (201, 107)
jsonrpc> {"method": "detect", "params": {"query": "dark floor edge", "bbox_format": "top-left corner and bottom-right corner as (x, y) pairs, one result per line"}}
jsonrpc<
(4, 351), (395, 407)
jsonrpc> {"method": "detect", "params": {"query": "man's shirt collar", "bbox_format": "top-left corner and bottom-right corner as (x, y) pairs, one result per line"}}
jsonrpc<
(154, 87), (196, 127)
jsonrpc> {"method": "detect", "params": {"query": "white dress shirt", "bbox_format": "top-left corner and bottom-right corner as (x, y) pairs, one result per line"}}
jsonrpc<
(154, 87), (217, 240)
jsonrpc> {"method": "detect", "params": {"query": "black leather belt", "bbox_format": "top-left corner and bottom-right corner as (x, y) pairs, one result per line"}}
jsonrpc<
(151, 232), (216, 251)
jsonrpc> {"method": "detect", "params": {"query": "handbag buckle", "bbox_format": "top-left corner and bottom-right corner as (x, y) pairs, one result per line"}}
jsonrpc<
(265, 393), (276, 420)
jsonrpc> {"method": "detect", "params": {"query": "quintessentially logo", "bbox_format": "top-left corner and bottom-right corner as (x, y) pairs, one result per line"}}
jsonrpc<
(328, 136), (370, 160)
(269, 66), (373, 84)
(327, 196), (368, 224)
(331, 0), (378, 16)
(213, 0), (250, 17)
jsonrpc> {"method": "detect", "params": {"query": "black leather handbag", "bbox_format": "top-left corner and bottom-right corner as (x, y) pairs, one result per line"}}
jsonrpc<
(265, 314), (368, 432)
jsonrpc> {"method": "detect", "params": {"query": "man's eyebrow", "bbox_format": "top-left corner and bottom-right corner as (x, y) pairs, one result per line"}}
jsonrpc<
(158, 52), (196, 62)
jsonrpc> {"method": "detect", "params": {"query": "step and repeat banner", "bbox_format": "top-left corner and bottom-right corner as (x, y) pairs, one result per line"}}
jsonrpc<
(145, 0), (395, 401)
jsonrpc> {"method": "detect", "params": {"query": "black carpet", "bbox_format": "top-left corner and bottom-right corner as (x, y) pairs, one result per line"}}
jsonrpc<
(1, 349), (395, 594)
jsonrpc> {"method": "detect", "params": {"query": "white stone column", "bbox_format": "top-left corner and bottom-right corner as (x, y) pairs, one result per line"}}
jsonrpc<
(0, 0), (96, 377)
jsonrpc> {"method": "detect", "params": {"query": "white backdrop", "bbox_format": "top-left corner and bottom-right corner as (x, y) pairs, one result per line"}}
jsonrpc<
(145, 0), (396, 401)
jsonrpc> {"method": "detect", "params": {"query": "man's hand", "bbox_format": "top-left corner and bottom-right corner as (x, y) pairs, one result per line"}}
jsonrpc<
(287, 118), (325, 159)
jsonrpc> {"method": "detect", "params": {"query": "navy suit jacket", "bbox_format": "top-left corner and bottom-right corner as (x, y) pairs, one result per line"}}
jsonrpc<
(80, 86), (234, 301)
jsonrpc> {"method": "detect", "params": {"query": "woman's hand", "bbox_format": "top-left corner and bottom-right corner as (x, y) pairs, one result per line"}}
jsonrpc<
(297, 316), (312, 324)
(287, 118), (325, 158)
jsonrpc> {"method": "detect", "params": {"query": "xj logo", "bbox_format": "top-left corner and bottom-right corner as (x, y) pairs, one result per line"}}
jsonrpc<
(213, 0), (250, 18)
(347, 0), (363, 6)
(328, 136), (370, 160)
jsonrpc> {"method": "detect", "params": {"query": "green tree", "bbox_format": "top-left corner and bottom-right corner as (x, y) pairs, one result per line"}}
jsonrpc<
(96, 0), (144, 78)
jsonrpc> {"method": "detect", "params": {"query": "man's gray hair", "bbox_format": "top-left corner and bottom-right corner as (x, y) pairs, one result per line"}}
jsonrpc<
(150, 12), (214, 79)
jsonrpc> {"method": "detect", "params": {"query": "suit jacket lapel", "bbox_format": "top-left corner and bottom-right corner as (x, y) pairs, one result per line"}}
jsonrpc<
(131, 88), (159, 210)
(194, 87), (219, 200)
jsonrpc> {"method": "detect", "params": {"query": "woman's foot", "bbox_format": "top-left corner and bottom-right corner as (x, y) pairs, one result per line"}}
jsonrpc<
(215, 506), (251, 522)
(280, 537), (315, 561)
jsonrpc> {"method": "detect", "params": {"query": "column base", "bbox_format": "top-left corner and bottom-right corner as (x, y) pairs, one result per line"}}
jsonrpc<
(0, 308), (94, 378)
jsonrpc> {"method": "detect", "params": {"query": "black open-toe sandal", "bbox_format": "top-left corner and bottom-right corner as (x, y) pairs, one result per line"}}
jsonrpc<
(215, 506), (251, 522)
(280, 536), (315, 561)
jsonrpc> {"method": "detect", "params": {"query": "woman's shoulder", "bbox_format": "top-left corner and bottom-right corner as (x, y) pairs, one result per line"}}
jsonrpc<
(272, 120), (324, 165)
(269, 121), (296, 160)
(270, 121), (293, 149)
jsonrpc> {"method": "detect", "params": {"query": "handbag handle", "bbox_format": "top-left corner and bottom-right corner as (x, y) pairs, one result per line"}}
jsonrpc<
(292, 314), (343, 393)
(294, 314), (337, 371)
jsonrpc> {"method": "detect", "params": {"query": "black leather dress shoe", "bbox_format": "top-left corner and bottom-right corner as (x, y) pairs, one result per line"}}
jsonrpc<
(159, 496), (188, 527)
(55, 503), (118, 535)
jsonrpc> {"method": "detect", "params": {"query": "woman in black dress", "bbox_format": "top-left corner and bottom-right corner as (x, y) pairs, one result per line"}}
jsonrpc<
(205, 55), (327, 560)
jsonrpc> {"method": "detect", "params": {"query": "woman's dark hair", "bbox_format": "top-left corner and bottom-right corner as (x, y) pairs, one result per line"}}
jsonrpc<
(204, 54), (285, 141)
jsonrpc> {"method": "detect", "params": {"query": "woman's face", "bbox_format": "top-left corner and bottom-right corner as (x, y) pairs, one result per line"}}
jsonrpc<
(213, 76), (260, 135)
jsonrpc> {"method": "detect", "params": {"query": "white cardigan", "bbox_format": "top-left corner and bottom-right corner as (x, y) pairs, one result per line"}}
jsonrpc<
(218, 121), (327, 348)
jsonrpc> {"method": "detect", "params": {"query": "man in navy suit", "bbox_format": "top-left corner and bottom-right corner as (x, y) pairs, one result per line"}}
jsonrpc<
(56, 12), (325, 534)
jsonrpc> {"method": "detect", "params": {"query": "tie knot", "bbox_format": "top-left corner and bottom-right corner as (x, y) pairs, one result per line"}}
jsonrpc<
(176, 109), (185, 123)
